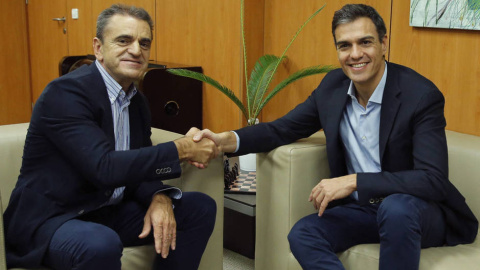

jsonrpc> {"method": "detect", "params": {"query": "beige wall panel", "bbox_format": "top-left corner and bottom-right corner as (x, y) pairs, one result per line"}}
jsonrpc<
(156, 0), (244, 132)
(0, 0), (32, 124)
(262, 0), (392, 122)
(389, 0), (480, 136)
(67, 0), (94, 56)
(91, 0), (156, 60)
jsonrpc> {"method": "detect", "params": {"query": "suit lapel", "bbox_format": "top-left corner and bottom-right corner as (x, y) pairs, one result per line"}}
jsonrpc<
(379, 63), (401, 163)
(326, 79), (350, 176)
(88, 63), (116, 145)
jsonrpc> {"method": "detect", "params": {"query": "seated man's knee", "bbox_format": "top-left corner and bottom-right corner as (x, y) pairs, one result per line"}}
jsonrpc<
(78, 227), (123, 266)
(288, 216), (322, 251)
(186, 192), (217, 229)
(377, 194), (422, 229)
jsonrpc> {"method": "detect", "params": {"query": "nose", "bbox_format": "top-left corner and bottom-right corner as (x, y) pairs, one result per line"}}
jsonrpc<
(350, 44), (363, 59)
(128, 41), (141, 56)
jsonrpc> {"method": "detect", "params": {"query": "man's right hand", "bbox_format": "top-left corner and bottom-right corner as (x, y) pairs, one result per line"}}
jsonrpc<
(173, 135), (219, 168)
(185, 127), (239, 169)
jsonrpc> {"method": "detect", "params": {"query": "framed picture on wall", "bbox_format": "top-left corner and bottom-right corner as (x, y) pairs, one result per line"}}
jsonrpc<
(410, 0), (480, 30)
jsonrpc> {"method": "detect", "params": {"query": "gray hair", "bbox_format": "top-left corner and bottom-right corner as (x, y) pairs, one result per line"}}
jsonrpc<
(332, 4), (386, 43)
(96, 4), (154, 42)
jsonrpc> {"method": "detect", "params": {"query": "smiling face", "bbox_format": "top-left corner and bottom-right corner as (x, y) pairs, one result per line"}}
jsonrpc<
(334, 17), (387, 93)
(93, 14), (152, 90)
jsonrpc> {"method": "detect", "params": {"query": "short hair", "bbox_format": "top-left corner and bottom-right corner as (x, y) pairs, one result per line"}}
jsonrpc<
(331, 4), (387, 43)
(96, 4), (154, 42)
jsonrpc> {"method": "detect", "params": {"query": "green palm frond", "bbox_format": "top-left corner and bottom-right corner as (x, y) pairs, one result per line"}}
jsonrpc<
(166, 68), (248, 119)
(253, 65), (335, 119)
(260, 4), (327, 102)
(167, 2), (331, 126)
(247, 55), (284, 119)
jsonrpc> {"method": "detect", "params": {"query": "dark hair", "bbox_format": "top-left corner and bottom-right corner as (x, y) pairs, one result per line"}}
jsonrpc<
(332, 4), (386, 43)
(96, 4), (154, 42)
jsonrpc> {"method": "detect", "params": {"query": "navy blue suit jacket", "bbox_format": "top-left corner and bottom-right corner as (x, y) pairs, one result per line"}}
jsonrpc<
(235, 62), (477, 245)
(4, 63), (182, 268)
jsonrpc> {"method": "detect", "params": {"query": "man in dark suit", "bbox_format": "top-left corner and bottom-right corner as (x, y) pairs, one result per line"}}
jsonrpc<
(4, 4), (218, 270)
(190, 4), (478, 270)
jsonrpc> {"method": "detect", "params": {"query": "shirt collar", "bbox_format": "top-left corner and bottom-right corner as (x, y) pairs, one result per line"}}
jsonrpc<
(95, 60), (137, 105)
(347, 62), (388, 105)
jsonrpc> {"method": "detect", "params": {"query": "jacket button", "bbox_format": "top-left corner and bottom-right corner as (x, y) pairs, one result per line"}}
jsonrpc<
(369, 198), (375, 204)
(156, 169), (161, 174)
(78, 209), (85, 215)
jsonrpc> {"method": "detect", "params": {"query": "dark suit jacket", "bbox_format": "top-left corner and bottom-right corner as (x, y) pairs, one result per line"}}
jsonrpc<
(4, 63), (182, 268)
(235, 62), (478, 246)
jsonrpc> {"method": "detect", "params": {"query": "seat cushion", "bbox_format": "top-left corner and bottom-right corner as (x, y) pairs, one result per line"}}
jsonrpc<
(338, 233), (480, 270)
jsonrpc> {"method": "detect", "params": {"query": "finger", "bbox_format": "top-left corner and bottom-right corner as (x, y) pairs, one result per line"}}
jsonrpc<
(193, 129), (213, 142)
(185, 127), (200, 137)
(311, 188), (322, 208)
(318, 198), (330, 217)
(139, 216), (151, 239)
(192, 130), (207, 142)
(161, 227), (172, 258)
(171, 229), (177, 251)
(314, 190), (326, 210)
(308, 186), (317, 202)
(154, 225), (163, 254)
(188, 160), (206, 169)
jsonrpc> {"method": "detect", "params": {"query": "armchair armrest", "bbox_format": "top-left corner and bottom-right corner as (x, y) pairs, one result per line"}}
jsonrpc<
(150, 128), (224, 270)
(255, 131), (329, 270)
(0, 192), (7, 270)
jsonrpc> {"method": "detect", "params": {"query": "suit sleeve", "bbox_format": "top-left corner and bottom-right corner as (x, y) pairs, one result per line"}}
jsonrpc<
(38, 79), (182, 189)
(357, 89), (451, 204)
(234, 87), (323, 156)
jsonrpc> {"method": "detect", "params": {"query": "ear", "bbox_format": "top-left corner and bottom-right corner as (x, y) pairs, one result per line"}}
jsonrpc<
(381, 35), (388, 56)
(93, 37), (103, 62)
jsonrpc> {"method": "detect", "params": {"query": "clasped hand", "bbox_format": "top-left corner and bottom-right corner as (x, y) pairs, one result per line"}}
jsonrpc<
(184, 127), (223, 169)
(309, 174), (357, 216)
(173, 127), (220, 169)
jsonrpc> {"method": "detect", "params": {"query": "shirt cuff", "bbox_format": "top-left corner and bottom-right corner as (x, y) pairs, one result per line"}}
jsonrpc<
(231, 131), (240, 153)
(153, 187), (182, 200)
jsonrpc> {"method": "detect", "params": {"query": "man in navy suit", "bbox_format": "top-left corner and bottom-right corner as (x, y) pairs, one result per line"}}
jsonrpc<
(4, 4), (218, 270)
(191, 4), (477, 270)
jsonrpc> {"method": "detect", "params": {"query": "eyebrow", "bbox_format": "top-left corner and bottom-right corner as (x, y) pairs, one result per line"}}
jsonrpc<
(114, 35), (152, 43)
(335, 35), (376, 47)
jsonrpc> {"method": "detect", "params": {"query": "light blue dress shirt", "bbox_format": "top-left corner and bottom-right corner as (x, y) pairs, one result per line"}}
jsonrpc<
(340, 64), (387, 199)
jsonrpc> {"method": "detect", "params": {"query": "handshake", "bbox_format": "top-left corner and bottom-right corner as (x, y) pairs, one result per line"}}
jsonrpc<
(173, 127), (237, 169)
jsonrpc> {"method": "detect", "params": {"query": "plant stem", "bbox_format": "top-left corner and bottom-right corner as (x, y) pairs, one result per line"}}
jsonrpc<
(240, 0), (251, 120)
(252, 4), (326, 119)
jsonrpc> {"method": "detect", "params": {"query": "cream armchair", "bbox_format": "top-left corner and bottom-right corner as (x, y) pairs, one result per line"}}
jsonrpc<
(255, 130), (480, 270)
(0, 123), (224, 270)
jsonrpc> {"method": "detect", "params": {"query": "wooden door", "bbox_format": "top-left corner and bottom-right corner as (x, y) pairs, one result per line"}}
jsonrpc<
(27, 0), (68, 103)
(0, 0), (32, 124)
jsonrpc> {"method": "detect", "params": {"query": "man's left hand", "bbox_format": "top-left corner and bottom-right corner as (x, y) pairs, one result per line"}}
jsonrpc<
(309, 174), (357, 216)
(138, 193), (176, 258)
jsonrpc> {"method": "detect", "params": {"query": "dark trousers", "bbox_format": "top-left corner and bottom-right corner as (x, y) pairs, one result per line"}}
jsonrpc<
(43, 192), (216, 270)
(288, 194), (446, 270)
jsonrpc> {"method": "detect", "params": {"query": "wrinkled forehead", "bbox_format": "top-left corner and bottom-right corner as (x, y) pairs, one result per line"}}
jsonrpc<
(104, 14), (152, 40)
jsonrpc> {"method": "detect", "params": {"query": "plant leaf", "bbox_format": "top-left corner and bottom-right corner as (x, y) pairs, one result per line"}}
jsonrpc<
(247, 55), (284, 119)
(253, 65), (335, 119)
(167, 68), (248, 119)
(259, 4), (327, 111)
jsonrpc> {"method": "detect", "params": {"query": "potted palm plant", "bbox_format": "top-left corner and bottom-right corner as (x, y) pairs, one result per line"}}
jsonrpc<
(168, 0), (334, 171)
